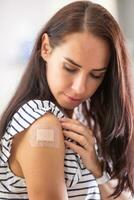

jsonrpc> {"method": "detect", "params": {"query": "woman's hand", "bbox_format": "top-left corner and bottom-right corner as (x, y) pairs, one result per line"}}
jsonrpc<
(59, 117), (103, 178)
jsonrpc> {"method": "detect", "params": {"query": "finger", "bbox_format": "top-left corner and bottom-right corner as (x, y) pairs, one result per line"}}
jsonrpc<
(63, 130), (90, 150)
(60, 117), (89, 131)
(59, 117), (81, 125)
(60, 118), (93, 135)
(61, 122), (88, 137)
(64, 140), (85, 156)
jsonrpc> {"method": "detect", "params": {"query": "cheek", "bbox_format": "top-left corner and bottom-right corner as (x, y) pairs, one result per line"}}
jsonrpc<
(46, 65), (69, 91)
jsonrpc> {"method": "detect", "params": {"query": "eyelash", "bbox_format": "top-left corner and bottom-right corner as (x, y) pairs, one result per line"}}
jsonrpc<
(64, 66), (104, 79)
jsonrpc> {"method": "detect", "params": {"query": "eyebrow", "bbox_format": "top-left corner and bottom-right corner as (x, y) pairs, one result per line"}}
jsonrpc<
(64, 57), (107, 71)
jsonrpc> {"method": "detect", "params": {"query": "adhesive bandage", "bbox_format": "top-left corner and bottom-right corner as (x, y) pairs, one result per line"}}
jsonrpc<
(29, 127), (61, 148)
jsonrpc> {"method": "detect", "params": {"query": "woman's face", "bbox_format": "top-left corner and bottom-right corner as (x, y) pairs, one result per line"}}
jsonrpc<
(41, 32), (110, 112)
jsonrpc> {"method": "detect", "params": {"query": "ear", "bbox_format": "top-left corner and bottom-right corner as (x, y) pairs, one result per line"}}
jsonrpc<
(41, 33), (53, 62)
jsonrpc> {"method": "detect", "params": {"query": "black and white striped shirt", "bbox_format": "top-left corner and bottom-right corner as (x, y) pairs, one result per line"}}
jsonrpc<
(0, 99), (101, 199)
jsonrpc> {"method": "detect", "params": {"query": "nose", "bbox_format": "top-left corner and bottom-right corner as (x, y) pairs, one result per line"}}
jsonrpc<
(71, 74), (86, 96)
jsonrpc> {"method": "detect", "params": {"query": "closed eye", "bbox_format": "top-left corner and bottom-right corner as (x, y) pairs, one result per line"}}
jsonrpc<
(65, 67), (76, 73)
(64, 64), (105, 79)
(90, 73), (105, 79)
(63, 64), (77, 73)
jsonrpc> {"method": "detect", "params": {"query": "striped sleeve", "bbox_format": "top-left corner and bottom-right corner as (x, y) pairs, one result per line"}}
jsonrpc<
(0, 99), (64, 165)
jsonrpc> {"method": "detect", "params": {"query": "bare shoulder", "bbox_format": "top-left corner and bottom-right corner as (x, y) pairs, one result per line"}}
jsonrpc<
(14, 112), (65, 154)
(12, 113), (67, 200)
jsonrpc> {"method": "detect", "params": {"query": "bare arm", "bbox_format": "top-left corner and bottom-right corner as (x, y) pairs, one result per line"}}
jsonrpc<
(13, 113), (68, 200)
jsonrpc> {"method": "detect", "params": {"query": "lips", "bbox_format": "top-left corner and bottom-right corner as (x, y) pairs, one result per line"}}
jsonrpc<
(64, 94), (82, 101)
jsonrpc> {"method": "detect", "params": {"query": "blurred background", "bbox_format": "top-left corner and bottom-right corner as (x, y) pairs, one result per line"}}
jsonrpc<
(0, 0), (134, 114)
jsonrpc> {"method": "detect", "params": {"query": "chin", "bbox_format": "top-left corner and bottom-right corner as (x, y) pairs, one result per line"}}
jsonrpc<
(59, 100), (80, 109)
(54, 94), (82, 109)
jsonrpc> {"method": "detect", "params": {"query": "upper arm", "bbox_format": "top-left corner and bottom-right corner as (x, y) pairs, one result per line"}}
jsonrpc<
(14, 113), (68, 200)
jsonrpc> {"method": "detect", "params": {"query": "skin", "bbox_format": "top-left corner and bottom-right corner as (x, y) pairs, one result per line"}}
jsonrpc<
(41, 32), (110, 117)
(9, 32), (130, 199)
(9, 113), (68, 200)
(41, 32), (132, 199)
(41, 31), (110, 177)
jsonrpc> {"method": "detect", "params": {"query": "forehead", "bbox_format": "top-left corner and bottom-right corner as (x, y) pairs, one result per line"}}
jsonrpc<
(57, 32), (110, 69)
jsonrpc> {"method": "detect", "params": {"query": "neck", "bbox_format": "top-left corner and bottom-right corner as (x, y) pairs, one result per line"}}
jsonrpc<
(52, 100), (74, 118)
(63, 109), (74, 118)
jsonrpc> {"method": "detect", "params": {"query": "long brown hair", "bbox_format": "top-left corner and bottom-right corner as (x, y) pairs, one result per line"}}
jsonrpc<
(0, 1), (134, 198)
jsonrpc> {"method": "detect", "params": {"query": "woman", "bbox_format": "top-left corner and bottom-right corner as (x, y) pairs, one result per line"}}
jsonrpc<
(0, 1), (134, 199)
